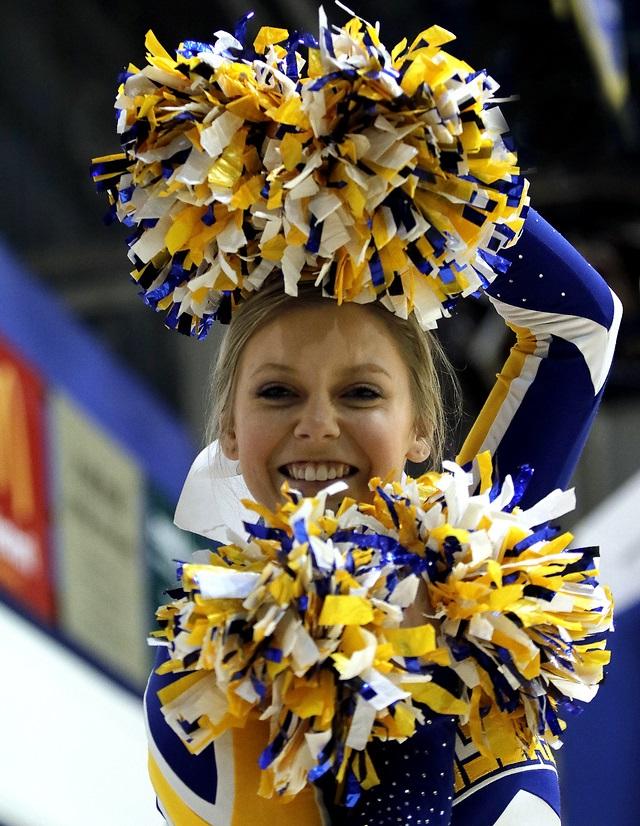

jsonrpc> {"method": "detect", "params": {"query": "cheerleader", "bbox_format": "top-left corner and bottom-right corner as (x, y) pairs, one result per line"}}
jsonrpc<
(92, 9), (620, 824)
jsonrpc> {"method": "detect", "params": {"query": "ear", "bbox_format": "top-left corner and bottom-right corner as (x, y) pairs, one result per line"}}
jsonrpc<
(220, 429), (239, 461)
(406, 434), (431, 464)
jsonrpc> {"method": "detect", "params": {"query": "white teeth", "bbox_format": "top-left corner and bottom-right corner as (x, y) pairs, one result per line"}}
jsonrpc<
(284, 462), (352, 482)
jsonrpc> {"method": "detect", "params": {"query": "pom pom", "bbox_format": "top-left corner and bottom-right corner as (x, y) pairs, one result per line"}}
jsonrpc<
(151, 455), (611, 804)
(92, 7), (529, 337)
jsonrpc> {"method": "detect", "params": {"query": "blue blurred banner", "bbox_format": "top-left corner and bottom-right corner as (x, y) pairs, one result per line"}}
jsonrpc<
(0, 241), (197, 690)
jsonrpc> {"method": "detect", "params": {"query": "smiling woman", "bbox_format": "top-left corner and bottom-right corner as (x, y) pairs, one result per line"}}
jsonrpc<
(145, 208), (621, 826)
(147, 202), (621, 825)
(210, 281), (454, 509)
(92, 8), (620, 825)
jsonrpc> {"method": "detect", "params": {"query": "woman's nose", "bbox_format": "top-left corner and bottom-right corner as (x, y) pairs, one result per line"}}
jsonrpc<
(293, 395), (341, 440)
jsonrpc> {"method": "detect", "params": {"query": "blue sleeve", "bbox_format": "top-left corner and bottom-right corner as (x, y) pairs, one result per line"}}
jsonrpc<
(457, 208), (622, 507)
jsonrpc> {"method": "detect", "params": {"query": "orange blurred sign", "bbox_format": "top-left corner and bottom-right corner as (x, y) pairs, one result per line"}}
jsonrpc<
(0, 336), (54, 621)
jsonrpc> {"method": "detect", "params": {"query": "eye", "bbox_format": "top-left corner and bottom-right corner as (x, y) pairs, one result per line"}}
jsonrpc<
(343, 384), (383, 401)
(256, 383), (296, 400)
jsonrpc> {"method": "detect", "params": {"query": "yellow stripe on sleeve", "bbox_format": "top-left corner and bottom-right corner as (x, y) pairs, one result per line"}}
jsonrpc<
(457, 323), (538, 466)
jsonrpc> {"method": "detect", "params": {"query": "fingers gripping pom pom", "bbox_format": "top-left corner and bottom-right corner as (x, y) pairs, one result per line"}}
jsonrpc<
(151, 454), (612, 805)
(92, 7), (529, 337)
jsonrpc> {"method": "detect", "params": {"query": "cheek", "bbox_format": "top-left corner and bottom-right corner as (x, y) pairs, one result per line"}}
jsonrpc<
(355, 413), (412, 477)
(231, 411), (285, 503)
(233, 418), (271, 469)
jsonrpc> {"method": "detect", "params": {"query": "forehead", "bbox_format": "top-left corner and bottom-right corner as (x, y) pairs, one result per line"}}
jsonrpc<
(237, 302), (408, 376)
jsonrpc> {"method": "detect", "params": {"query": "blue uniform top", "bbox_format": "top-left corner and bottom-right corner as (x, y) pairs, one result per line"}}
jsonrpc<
(144, 209), (622, 825)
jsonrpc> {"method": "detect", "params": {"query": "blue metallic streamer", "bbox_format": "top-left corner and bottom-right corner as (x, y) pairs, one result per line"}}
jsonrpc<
(407, 242), (433, 274)
(178, 717), (201, 736)
(477, 247), (512, 276)
(425, 225), (446, 257)
(557, 697), (586, 717)
(375, 486), (400, 529)
(118, 186), (134, 204)
(198, 314), (214, 339)
(562, 547), (598, 574)
(451, 637), (519, 712)
(201, 205), (215, 226)
(344, 548), (355, 574)
(322, 25), (336, 58)
(234, 11), (255, 47)
(308, 68), (358, 91)
(344, 770), (363, 807)
(462, 204), (487, 227)
(306, 216), (322, 253)
(308, 756), (334, 782)
(368, 250), (385, 287)
(543, 700), (563, 736)
(438, 265), (455, 284)
(412, 166), (437, 182)
(386, 569), (398, 592)
(524, 585), (557, 601)
(179, 40), (214, 58)
(292, 516), (309, 544)
(145, 264), (186, 308)
(284, 36), (300, 80)
(164, 304), (181, 330)
(362, 28), (377, 54)
(358, 681), (376, 701)
(504, 464), (534, 512)
(511, 525), (559, 554)
(244, 521), (292, 549)
(251, 673), (267, 699)
(575, 629), (609, 645)
(259, 729), (288, 769)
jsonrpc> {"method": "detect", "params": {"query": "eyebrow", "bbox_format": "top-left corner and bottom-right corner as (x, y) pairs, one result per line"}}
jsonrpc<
(250, 362), (393, 379)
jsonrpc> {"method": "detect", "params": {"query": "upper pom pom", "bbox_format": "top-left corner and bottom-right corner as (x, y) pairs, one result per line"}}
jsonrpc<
(92, 7), (529, 337)
(151, 455), (611, 804)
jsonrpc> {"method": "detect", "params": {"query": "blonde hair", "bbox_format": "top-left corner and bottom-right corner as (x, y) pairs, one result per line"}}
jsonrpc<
(207, 280), (460, 470)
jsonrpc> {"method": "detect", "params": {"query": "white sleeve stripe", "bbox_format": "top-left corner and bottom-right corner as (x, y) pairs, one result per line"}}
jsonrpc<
(465, 346), (545, 491)
(478, 349), (545, 458)
(489, 288), (622, 395)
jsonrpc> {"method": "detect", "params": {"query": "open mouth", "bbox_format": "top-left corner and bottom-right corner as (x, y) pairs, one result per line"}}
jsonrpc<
(279, 462), (358, 482)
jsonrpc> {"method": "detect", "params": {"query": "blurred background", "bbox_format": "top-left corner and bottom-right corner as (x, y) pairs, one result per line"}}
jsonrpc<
(1, 0), (639, 823)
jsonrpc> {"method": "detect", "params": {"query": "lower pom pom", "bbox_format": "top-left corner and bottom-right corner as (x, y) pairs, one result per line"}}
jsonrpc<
(151, 453), (612, 803)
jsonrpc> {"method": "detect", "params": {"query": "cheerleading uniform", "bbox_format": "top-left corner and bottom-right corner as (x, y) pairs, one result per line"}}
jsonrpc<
(144, 208), (621, 825)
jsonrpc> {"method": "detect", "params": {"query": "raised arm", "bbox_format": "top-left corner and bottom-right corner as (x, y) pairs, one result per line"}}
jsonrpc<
(457, 208), (622, 506)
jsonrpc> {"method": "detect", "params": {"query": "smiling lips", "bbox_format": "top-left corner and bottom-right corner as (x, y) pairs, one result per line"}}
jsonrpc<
(280, 462), (357, 482)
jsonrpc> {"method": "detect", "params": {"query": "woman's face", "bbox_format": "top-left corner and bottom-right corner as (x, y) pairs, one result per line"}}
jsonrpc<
(221, 302), (429, 509)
